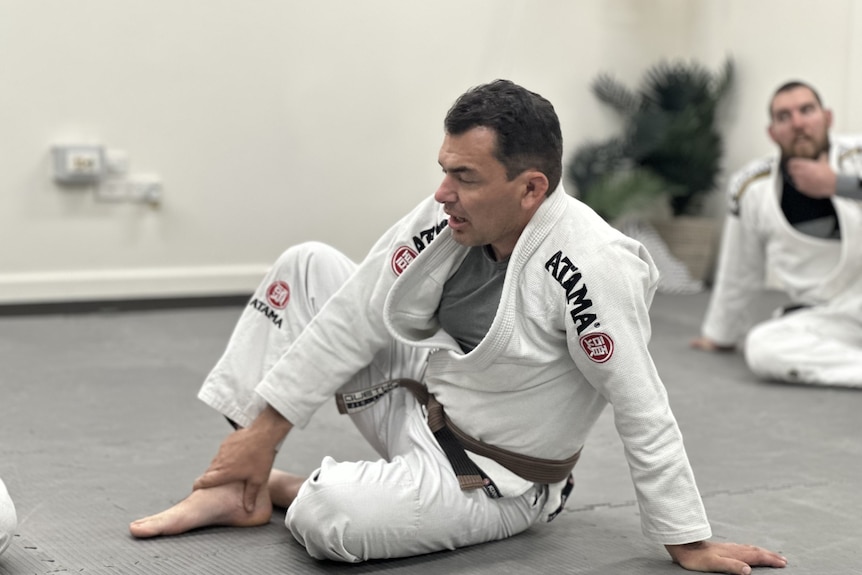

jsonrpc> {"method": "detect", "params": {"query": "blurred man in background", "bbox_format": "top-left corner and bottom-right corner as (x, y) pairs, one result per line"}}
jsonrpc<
(693, 80), (862, 387)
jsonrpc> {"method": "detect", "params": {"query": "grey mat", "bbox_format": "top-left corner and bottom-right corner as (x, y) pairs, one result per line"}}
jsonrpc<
(0, 291), (859, 574)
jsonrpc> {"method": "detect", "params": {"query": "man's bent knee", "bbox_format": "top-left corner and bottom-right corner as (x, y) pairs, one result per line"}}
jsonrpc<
(744, 325), (779, 379)
(272, 242), (352, 277)
(744, 320), (806, 382)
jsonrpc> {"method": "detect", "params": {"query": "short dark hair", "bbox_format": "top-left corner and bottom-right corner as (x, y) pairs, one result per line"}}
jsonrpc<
(444, 79), (563, 193)
(769, 80), (824, 119)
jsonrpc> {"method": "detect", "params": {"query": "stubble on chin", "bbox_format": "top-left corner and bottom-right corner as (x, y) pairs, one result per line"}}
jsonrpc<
(785, 134), (830, 160)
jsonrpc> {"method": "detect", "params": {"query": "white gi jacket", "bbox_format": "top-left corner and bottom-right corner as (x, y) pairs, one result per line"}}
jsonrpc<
(702, 136), (862, 345)
(256, 187), (712, 544)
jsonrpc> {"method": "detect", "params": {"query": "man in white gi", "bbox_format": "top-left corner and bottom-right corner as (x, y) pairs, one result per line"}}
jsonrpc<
(0, 477), (16, 556)
(131, 80), (786, 574)
(693, 81), (862, 387)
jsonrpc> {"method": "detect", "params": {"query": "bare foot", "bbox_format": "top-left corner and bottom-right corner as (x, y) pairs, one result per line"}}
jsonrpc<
(268, 469), (306, 509)
(129, 481), (272, 538)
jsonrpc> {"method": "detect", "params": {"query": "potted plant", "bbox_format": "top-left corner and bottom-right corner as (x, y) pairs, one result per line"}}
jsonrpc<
(567, 58), (734, 284)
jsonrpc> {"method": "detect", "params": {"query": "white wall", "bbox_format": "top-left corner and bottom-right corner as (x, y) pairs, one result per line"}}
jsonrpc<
(695, 0), (862, 180)
(1, 0), (859, 304)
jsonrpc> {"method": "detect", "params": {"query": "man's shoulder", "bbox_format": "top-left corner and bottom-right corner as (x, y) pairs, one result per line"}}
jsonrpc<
(729, 157), (774, 197)
(546, 200), (652, 273)
(727, 157), (774, 215)
(834, 135), (862, 166)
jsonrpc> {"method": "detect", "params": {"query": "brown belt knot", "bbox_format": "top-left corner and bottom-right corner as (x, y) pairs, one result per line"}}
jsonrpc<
(394, 379), (581, 491)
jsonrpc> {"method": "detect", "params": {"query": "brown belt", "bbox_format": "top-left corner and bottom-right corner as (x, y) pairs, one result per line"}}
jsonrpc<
(336, 378), (581, 491)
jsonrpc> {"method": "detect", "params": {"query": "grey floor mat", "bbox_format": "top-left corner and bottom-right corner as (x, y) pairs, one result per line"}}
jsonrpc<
(0, 291), (859, 574)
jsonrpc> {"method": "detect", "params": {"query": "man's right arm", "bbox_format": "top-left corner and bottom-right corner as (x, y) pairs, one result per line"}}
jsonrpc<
(194, 196), (448, 510)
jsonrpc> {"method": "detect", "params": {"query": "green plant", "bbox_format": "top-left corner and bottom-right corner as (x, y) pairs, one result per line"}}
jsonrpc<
(568, 58), (734, 222)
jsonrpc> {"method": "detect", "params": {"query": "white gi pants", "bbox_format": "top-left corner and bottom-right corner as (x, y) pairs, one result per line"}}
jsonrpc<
(197, 242), (548, 562)
(0, 477), (16, 555)
(745, 305), (862, 387)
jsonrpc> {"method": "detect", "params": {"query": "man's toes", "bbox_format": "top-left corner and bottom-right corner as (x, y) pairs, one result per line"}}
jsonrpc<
(129, 516), (163, 538)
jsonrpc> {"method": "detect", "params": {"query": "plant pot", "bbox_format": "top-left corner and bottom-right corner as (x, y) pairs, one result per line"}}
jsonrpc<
(652, 216), (721, 284)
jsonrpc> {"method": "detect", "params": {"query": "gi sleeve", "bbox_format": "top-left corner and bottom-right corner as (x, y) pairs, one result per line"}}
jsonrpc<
(701, 167), (770, 345)
(567, 237), (712, 545)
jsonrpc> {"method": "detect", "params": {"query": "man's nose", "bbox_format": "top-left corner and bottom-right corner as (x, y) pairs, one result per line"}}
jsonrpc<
(790, 111), (806, 129)
(434, 176), (456, 204)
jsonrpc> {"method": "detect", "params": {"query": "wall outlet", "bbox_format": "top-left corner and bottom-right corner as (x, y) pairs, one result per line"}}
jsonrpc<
(52, 144), (105, 184)
(104, 149), (130, 175)
(95, 174), (163, 205)
(128, 175), (163, 205)
(95, 179), (129, 202)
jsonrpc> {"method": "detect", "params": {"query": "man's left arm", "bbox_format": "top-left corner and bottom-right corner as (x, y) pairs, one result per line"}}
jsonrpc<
(835, 173), (862, 199)
(569, 241), (786, 574)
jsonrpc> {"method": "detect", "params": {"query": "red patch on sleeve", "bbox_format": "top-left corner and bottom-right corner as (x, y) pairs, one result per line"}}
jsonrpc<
(390, 246), (418, 276)
(579, 332), (614, 363)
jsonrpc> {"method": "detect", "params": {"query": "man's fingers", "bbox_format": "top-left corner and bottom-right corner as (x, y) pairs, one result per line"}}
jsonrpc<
(735, 545), (788, 568)
(193, 468), (228, 491)
(712, 545), (787, 573)
(786, 157), (811, 173)
(192, 473), (210, 491)
(686, 556), (750, 575)
(243, 481), (262, 513)
(720, 559), (751, 575)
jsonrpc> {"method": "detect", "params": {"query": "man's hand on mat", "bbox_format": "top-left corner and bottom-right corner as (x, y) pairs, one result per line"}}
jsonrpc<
(194, 405), (294, 513)
(690, 337), (736, 353)
(666, 541), (787, 574)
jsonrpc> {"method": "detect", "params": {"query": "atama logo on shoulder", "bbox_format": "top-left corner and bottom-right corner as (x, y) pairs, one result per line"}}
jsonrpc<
(579, 332), (614, 363)
(391, 246), (418, 276)
(266, 281), (291, 309)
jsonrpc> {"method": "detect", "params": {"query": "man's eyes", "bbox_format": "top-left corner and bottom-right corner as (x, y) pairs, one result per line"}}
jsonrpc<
(777, 105), (816, 122)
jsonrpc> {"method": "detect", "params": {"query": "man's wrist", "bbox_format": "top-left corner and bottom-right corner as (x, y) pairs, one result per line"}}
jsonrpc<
(251, 404), (294, 447)
(665, 541), (706, 561)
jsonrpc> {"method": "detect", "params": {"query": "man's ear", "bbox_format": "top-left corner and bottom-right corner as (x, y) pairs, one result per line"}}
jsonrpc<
(767, 124), (778, 146)
(824, 108), (833, 130)
(522, 171), (550, 208)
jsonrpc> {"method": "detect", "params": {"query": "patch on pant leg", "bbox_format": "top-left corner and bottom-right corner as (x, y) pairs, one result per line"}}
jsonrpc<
(266, 281), (291, 309)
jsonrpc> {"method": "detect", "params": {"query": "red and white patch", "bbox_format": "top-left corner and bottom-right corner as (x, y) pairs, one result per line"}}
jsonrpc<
(265, 281), (291, 309)
(390, 246), (418, 276)
(579, 332), (614, 363)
